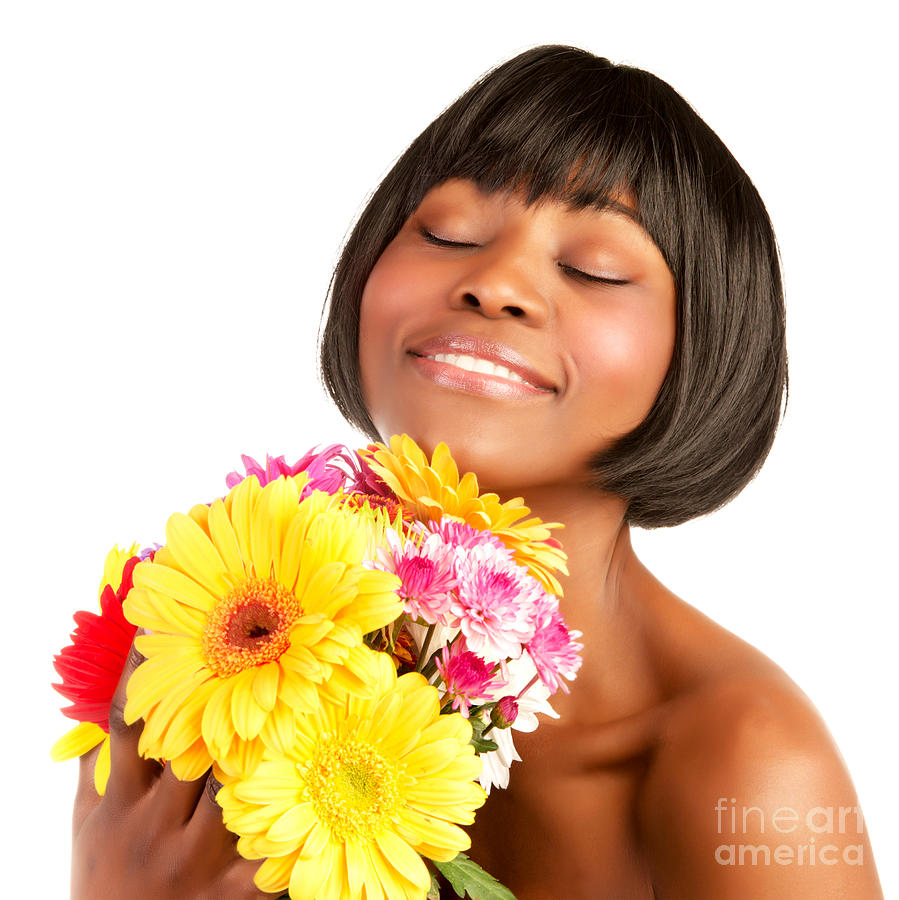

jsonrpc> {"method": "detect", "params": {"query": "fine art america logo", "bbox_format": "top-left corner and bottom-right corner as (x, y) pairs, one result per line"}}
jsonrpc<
(714, 798), (866, 867)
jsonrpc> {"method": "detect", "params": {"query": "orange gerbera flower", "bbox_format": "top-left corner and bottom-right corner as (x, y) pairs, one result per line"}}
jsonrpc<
(358, 435), (568, 594)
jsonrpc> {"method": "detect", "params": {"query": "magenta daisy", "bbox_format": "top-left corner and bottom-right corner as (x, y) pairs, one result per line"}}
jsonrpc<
(345, 445), (393, 495)
(225, 444), (360, 496)
(436, 639), (502, 718)
(450, 543), (539, 662)
(525, 594), (584, 694)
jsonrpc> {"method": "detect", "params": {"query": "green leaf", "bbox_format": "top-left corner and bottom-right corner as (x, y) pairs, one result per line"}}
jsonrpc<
(470, 735), (499, 753)
(427, 868), (442, 899)
(469, 717), (499, 754)
(433, 852), (518, 900)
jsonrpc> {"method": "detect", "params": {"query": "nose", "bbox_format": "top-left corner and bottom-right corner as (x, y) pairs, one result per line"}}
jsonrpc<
(448, 246), (552, 325)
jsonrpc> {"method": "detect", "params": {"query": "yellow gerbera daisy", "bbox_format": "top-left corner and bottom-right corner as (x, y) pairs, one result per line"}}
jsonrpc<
(217, 651), (486, 900)
(122, 474), (403, 780)
(359, 434), (568, 594)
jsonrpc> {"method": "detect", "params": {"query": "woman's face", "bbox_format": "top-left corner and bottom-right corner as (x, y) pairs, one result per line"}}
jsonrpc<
(358, 178), (676, 495)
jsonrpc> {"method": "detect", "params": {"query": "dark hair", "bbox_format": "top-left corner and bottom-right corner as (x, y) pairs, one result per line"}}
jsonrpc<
(320, 45), (787, 528)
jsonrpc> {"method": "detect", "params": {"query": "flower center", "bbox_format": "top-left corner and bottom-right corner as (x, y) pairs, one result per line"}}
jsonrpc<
(343, 492), (407, 522)
(449, 650), (494, 690)
(299, 734), (400, 840)
(399, 557), (438, 600)
(201, 577), (301, 677)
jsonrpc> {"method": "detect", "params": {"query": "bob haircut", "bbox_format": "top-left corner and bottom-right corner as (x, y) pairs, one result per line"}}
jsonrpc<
(320, 45), (787, 528)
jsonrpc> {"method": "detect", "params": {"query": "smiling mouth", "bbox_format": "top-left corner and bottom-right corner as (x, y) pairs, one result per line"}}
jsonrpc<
(408, 334), (558, 396)
(423, 352), (534, 385)
(408, 350), (557, 399)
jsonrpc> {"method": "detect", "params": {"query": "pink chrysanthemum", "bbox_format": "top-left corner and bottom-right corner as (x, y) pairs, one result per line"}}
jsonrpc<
(377, 531), (456, 624)
(526, 594), (583, 694)
(436, 639), (502, 718)
(225, 444), (361, 496)
(450, 544), (539, 662)
(427, 517), (511, 556)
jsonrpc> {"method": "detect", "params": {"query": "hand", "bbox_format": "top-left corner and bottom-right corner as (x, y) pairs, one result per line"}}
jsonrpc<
(71, 638), (272, 899)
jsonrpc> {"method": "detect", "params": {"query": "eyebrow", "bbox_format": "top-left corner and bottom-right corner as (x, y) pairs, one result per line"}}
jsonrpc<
(582, 197), (660, 247)
(597, 198), (641, 225)
(453, 179), (650, 239)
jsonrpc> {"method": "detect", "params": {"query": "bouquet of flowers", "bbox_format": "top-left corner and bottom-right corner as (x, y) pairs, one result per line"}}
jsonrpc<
(52, 435), (581, 900)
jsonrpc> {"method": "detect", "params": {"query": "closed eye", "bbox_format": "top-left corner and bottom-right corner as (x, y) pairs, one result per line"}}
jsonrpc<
(419, 227), (479, 248)
(558, 263), (630, 286)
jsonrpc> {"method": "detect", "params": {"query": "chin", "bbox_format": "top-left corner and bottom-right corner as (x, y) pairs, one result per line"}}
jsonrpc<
(371, 413), (558, 497)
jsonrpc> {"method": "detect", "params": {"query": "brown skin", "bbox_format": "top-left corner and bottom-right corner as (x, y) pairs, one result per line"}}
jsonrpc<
(71, 177), (882, 897)
(360, 180), (677, 495)
(71, 640), (269, 899)
(359, 179), (884, 898)
(466, 525), (883, 898)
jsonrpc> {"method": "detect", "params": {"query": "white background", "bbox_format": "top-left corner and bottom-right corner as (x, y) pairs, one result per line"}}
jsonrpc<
(2, 1), (895, 896)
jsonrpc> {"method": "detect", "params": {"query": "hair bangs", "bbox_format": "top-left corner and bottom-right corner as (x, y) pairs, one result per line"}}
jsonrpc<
(411, 55), (674, 243)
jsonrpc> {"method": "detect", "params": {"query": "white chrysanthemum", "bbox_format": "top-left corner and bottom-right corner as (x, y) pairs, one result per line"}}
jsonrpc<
(477, 655), (558, 793)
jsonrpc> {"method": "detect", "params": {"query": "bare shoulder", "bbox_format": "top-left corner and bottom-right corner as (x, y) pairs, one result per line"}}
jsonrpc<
(634, 667), (883, 898)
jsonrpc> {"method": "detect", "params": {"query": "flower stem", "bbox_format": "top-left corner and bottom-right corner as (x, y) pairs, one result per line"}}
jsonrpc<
(388, 615), (406, 654)
(516, 673), (541, 699)
(415, 623), (437, 673)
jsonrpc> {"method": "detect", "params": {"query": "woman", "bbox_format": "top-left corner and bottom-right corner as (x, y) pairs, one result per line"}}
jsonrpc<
(71, 46), (883, 898)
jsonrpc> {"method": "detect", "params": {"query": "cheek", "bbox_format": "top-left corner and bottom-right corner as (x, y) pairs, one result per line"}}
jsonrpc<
(570, 298), (675, 428)
(359, 246), (425, 338)
(358, 256), (403, 401)
(358, 247), (435, 426)
(358, 308), (388, 420)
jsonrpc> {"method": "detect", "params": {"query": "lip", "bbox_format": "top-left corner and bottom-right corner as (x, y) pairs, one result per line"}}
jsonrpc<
(408, 334), (557, 396)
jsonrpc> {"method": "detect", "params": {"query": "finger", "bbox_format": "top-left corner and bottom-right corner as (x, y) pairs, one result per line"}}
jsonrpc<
(195, 776), (275, 898)
(185, 771), (242, 858)
(104, 633), (163, 804)
(149, 759), (211, 825)
(73, 742), (104, 834)
(218, 856), (272, 900)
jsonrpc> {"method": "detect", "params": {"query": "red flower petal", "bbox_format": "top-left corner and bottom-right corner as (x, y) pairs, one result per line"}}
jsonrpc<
(52, 555), (140, 734)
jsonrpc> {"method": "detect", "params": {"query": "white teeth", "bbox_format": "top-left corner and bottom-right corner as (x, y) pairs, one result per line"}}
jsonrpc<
(430, 352), (529, 384)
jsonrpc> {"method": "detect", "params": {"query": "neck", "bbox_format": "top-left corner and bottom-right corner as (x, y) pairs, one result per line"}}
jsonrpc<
(504, 481), (635, 619)
(472, 476), (664, 726)
(505, 481), (660, 721)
